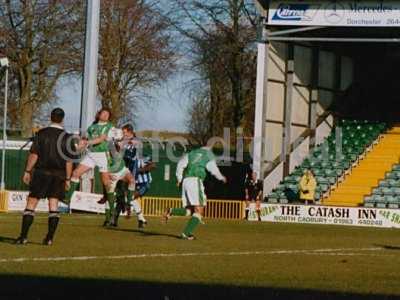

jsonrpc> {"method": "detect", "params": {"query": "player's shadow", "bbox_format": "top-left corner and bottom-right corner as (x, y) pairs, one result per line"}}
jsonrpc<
(0, 236), (45, 246)
(107, 228), (181, 239)
(0, 235), (17, 244)
(373, 244), (400, 251)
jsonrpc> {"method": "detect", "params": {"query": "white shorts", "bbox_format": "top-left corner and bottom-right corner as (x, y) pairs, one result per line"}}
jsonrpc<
(182, 177), (207, 207)
(80, 152), (109, 173)
(109, 167), (134, 192)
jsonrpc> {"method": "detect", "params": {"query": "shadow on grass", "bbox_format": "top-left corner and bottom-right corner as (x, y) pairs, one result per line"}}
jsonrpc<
(0, 274), (399, 300)
(0, 235), (44, 246)
(107, 227), (181, 239)
(374, 244), (400, 251)
(0, 236), (17, 244)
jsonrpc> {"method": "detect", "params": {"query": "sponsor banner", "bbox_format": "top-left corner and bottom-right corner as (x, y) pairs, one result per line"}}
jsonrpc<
(7, 191), (69, 212)
(0, 140), (32, 150)
(70, 192), (105, 214)
(268, 1), (400, 27)
(248, 203), (400, 228)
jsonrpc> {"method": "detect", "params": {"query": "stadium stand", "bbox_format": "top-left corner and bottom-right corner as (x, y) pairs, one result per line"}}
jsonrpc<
(325, 125), (400, 207)
(363, 128), (400, 209)
(266, 120), (386, 205)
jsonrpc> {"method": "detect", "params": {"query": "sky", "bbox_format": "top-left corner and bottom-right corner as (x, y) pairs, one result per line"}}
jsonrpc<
(56, 70), (192, 133)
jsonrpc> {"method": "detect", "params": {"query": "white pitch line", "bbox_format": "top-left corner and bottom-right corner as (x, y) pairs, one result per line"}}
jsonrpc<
(0, 247), (385, 263)
(305, 252), (394, 257)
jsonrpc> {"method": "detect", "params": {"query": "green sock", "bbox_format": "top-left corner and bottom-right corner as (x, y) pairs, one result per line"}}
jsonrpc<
(171, 207), (187, 216)
(183, 215), (201, 236)
(65, 181), (79, 203)
(127, 190), (134, 206)
(105, 192), (116, 223)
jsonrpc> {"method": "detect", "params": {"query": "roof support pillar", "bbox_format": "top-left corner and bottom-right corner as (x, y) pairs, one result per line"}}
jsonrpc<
(252, 22), (270, 179)
(282, 44), (294, 177)
(309, 48), (319, 150)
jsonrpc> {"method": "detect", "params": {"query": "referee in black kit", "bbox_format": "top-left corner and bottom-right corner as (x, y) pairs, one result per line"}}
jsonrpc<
(15, 108), (77, 245)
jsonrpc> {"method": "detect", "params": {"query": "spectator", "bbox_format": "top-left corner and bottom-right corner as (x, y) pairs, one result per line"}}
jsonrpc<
(299, 169), (317, 205)
(244, 171), (263, 221)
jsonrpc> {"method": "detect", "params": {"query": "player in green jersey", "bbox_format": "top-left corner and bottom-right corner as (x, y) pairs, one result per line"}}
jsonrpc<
(105, 136), (147, 228)
(164, 146), (227, 240)
(65, 108), (118, 225)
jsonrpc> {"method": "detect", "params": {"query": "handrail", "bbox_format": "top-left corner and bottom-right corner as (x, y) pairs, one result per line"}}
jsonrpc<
(263, 111), (333, 178)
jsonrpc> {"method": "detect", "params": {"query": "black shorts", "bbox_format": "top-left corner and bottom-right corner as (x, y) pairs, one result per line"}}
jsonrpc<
(29, 169), (66, 200)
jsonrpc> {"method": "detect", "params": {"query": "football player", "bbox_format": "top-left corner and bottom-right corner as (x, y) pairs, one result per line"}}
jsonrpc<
(65, 108), (115, 211)
(164, 145), (226, 240)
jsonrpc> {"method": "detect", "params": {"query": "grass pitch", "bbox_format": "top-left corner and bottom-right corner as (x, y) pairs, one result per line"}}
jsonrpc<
(0, 213), (400, 300)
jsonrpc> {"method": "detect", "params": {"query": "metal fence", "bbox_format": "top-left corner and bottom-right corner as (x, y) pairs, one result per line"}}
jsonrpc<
(141, 196), (245, 220)
(0, 190), (8, 212)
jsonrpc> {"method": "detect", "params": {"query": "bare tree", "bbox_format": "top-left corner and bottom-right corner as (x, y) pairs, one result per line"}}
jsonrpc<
(186, 94), (211, 145)
(0, 0), (84, 136)
(98, 0), (176, 125)
(167, 0), (258, 139)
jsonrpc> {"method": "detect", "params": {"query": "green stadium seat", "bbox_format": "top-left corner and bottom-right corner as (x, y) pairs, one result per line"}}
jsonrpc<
(270, 119), (387, 207)
(317, 183), (329, 193)
(320, 161), (331, 168)
(384, 195), (397, 204)
(268, 192), (279, 203)
(388, 203), (399, 209)
(291, 168), (304, 176)
(386, 173), (397, 180)
(378, 180), (388, 187)
(364, 196), (375, 207)
(316, 176), (329, 185)
(393, 165), (400, 171)
(313, 169), (325, 176)
(372, 195), (385, 202)
(364, 195), (373, 202)
(276, 184), (286, 191)
(284, 175), (300, 184)
(381, 187), (393, 195)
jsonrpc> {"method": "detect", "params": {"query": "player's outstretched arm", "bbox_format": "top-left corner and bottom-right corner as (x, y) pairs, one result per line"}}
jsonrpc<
(206, 160), (227, 183)
(176, 154), (189, 184)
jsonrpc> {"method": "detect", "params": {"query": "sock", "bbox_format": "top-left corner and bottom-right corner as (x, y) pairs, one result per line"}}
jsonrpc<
(127, 189), (134, 206)
(114, 201), (124, 225)
(46, 211), (60, 240)
(131, 199), (142, 214)
(105, 192), (116, 223)
(256, 209), (261, 221)
(171, 207), (188, 216)
(245, 208), (249, 219)
(182, 213), (201, 236)
(131, 199), (146, 222)
(65, 179), (79, 202)
(19, 209), (35, 239)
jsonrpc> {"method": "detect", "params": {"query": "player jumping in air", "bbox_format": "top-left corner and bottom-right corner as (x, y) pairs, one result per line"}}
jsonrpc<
(65, 107), (117, 226)
(164, 146), (227, 240)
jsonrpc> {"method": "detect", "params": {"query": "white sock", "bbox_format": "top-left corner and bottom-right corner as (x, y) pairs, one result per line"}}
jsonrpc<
(131, 199), (142, 215)
(137, 213), (146, 222)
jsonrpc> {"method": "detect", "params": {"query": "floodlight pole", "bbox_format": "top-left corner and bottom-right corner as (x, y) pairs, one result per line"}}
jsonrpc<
(1, 66), (8, 190)
(80, 0), (100, 133)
